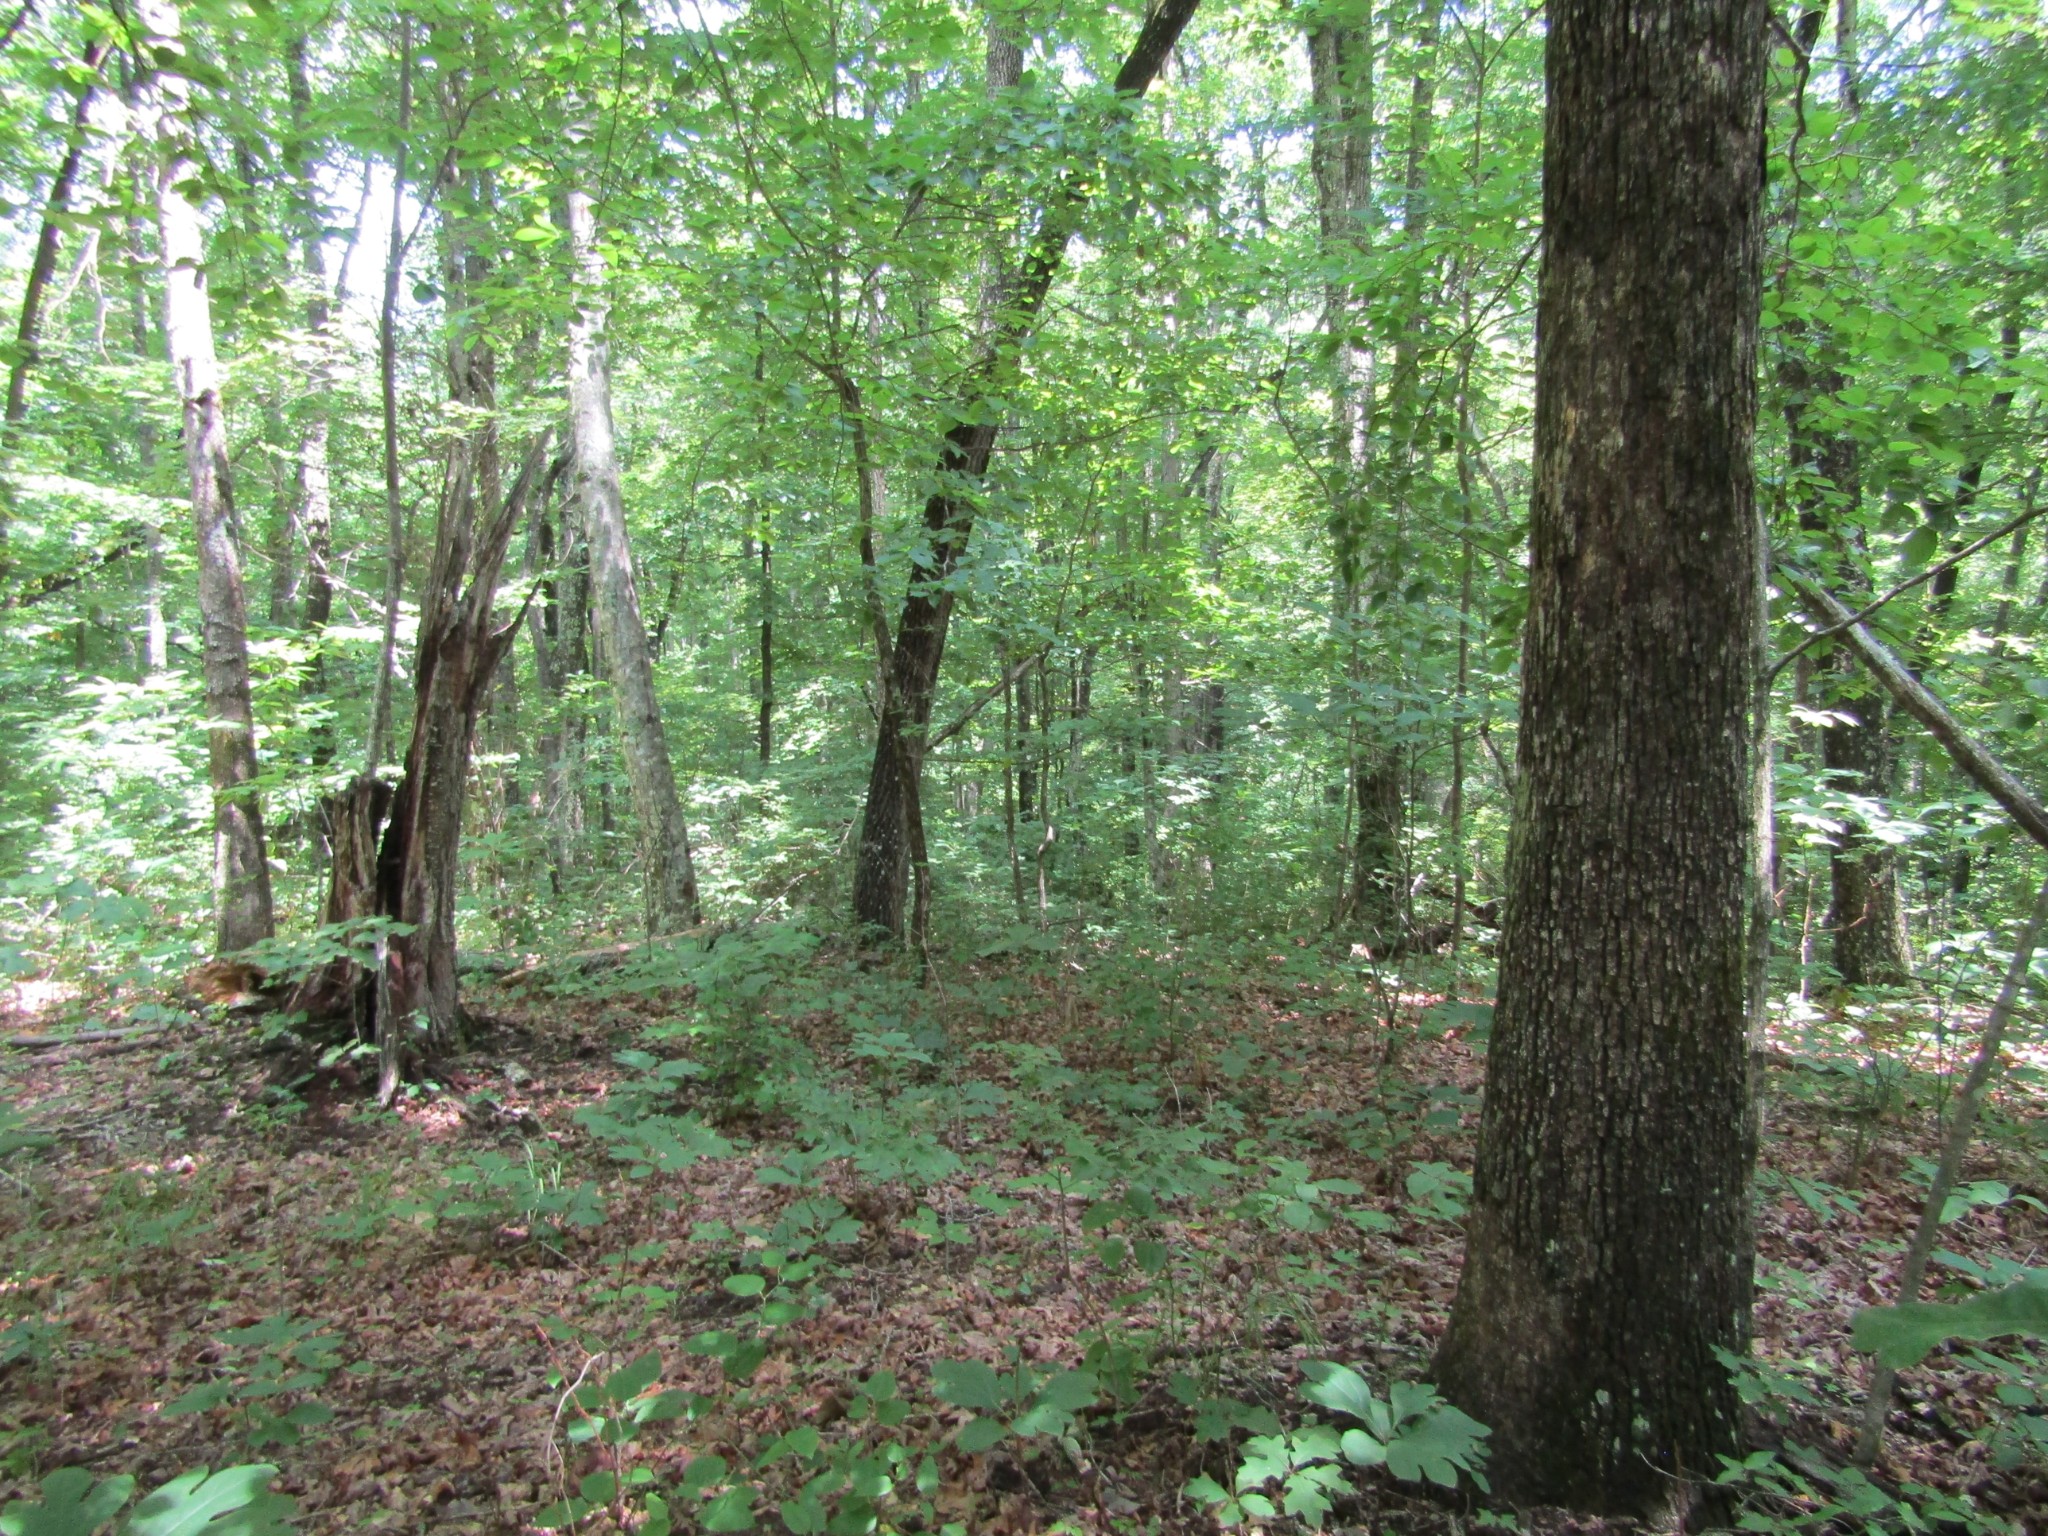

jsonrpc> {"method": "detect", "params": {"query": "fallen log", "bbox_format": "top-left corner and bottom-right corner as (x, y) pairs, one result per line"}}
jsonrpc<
(462, 930), (722, 985)
(4, 1024), (174, 1049)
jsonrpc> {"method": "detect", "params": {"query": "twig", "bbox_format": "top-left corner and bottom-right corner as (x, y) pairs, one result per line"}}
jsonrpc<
(1770, 496), (2048, 682)
(1854, 867), (2048, 1466)
(1783, 572), (2048, 853)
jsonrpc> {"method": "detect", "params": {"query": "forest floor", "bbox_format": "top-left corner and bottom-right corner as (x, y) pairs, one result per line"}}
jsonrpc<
(1, 940), (2045, 1535)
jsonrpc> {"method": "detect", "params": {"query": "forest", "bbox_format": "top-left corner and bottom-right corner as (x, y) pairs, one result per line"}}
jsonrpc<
(1, 0), (2046, 1530)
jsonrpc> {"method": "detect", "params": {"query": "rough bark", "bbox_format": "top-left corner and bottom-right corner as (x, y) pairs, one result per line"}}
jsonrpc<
(850, 0), (1202, 939)
(1432, 0), (1766, 1514)
(286, 775), (395, 1027)
(566, 187), (699, 932)
(375, 439), (545, 1086)
(141, 0), (275, 954)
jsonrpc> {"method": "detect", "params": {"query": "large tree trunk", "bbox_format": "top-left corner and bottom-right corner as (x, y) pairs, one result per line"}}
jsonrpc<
(1432, 0), (1766, 1515)
(850, 0), (1201, 939)
(141, 0), (274, 955)
(566, 187), (699, 932)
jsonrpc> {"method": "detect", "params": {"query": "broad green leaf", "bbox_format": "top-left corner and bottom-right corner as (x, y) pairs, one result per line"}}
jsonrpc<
(701, 1487), (755, 1532)
(1852, 1272), (2048, 1368)
(1299, 1361), (1377, 1424)
(0, 1469), (135, 1536)
(956, 1416), (1009, 1452)
(930, 1358), (1004, 1412)
(125, 1467), (295, 1536)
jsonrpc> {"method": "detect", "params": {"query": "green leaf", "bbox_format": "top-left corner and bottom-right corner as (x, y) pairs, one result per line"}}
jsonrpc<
(1299, 1361), (1377, 1424)
(680, 1455), (729, 1494)
(1853, 1272), (2048, 1368)
(723, 1274), (767, 1298)
(1339, 1427), (1386, 1468)
(125, 1467), (295, 1536)
(956, 1417), (1009, 1452)
(162, 1383), (236, 1418)
(633, 1388), (695, 1425)
(0, 1468), (135, 1536)
(930, 1359), (1005, 1412)
(1383, 1402), (1490, 1489)
(1036, 1370), (1098, 1413)
(606, 1352), (662, 1402)
(701, 1487), (755, 1532)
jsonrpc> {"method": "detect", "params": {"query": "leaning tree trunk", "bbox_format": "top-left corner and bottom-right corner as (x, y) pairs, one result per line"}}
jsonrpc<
(375, 440), (545, 1087)
(1, 35), (109, 489)
(1432, 0), (1766, 1516)
(851, 0), (1201, 939)
(140, 0), (274, 954)
(566, 187), (698, 932)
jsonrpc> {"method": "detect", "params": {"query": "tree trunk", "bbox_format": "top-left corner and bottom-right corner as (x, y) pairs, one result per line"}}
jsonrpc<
(1432, 0), (1766, 1513)
(566, 187), (699, 932)
(523, 464), (584, 891)
(1308, 0), (1408, 947)
(285, 36), (339, 732)
(1823, 675), (1912, 986)
(120, 134), (167, 675)
(141, 0), (274, 954)
(287, 775), (395, 1027)
(1, 36), (110, 483)
(1781, 368), (1911, 987)
(364, 15), (411, 774)
(376, 440), (545, 1087)
(758, 523), (773, 766)
(850, 0), (1201, 939)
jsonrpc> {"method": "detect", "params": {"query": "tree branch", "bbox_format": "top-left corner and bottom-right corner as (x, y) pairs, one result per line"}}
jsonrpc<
(1770, 493), (2047, 682)
(1784, 571), (2048, 852)
(930, 646), (1050, 752)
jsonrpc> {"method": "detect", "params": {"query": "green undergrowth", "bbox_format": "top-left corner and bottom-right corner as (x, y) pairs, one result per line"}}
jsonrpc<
(1, 920), (2043, 1533)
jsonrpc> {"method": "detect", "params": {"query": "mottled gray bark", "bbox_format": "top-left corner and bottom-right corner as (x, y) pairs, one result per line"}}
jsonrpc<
(566, 187), (698, 932)
(1433, 0), (1766, 1513)
(140, 0), (275, 955)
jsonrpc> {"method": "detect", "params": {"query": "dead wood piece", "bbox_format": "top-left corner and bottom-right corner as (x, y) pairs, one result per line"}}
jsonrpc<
(5, 1024), (174, 1049)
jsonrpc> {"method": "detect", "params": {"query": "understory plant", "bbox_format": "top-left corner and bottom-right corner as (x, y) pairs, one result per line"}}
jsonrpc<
(1188, 1362), (1490, 1529)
